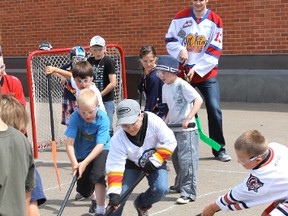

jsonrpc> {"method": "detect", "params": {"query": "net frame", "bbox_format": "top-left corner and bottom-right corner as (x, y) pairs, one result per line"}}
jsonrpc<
(26, 44), (127, 158)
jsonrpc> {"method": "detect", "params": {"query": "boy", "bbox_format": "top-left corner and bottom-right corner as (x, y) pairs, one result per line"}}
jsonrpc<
(106, 99), (177, 216)
(45, 60), (105, 112)
(201, 130), (288, 216)
(0, 88), (35, 215)
(88, 35), (116, 137)
(65, 89), (110, 216)
(155, 55), (203, 204)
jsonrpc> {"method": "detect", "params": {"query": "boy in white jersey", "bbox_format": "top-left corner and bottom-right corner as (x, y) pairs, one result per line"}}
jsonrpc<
(201, 130), (288, 216)
(156, 55), (203, 204)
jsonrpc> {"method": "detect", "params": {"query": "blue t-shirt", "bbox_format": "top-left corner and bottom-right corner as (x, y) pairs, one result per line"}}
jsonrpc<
(65, 109), (110, 159)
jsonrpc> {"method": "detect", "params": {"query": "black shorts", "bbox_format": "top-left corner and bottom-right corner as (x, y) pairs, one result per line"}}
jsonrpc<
(76, 150), (108, 198)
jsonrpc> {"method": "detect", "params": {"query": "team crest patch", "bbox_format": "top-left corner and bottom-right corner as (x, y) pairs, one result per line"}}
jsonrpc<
(246, 174), (264, 192)
(139, 148), (156, 168)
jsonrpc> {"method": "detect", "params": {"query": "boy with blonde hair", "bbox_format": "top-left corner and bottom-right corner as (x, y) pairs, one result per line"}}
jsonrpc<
(202, 130), (288, 216)
(65, 89), (110, 215)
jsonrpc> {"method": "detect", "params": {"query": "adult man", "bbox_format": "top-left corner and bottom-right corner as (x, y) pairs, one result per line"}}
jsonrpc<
(165, 0), (231, 162)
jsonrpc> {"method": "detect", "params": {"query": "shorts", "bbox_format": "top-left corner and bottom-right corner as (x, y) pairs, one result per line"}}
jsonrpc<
(76, 150), (108, 198)
(31, 169), (46, 206)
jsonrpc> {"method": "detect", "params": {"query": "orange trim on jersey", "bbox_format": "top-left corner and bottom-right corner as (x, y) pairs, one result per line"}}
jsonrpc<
(260, 147), (274, 168)
(155, 148), (173, 161)
(107, 172), (124, 186)
(108, 182), (122, 189)
(233, 203), (241, 210)
(223, 194), (233, 204)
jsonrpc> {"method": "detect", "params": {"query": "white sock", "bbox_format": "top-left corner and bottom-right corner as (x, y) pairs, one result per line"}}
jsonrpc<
(96, 205), (105, 214)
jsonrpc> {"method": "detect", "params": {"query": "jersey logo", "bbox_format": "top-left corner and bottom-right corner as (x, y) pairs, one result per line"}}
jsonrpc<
(183, 33), (208, 53)
(138, 148), (156, 168)
(246, 174), (264, 192)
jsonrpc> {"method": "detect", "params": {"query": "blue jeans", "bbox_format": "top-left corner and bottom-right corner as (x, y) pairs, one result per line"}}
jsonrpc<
(111, 168), (168, 216)
(193, 76), (226, 156)
(104, 100), (115, 137)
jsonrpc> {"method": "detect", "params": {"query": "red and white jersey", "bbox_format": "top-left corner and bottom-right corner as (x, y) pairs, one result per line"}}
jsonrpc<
(216, 143), (288, 212)
(106, 112), (177, 195)
(165, 7), (223, 83)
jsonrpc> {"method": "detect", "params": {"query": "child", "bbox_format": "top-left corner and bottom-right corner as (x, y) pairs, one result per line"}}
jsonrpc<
(201, 129), (288, 216)
(0, 88), (35, 215)
(45, 60), (105, 112)
(137, 45), (168, 120)
(106, 99), (177, 216)
(65, 89), (110, 216)
(155, 55), (203, 204)
(1, 94), (46, 216)
(88, 35), (116, 137)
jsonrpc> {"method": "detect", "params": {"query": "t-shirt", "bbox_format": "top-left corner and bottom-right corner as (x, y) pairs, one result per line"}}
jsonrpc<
(65, 109), (110, 159)
(0, 126), (35, 215)
(87, 55), (116, 102)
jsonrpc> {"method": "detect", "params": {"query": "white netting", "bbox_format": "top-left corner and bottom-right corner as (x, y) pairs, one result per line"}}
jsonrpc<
(27, 45), (126, 152)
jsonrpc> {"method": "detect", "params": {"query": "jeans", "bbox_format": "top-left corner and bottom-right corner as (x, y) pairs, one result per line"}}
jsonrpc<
(111, 168), (168, 216)
(172, 130), (198, 200)
(104, 100), (115, 137)
(193, 76), (226, 156)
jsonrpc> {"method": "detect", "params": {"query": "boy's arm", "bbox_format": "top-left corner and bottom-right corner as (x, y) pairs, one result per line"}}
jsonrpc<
(66, 137), (78, 174)
(183, 95), (203, 128)
(101, 73), (116, 97)
(26, 191), (31, 215)
(45, 66), (72, 79)
(202, 202), (221, 216)
(81, 143), (104, 169)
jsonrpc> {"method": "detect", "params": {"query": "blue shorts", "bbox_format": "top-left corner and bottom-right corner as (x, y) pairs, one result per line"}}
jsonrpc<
(31, 169), (46, 206)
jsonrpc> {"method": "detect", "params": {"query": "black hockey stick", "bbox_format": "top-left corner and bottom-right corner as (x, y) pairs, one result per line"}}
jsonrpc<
(47, 74), (61, 189)
(105, 172), (146, 216)
(168, 122), (196, 128)
(57, 173), (78, 216)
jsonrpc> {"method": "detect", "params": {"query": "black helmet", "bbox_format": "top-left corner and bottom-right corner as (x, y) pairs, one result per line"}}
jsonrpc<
(38, 41), (53, 51)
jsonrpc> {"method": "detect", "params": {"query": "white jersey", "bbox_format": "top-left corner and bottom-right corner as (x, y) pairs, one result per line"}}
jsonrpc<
(106, 112), (177, 195)
(162, 77), (200, 131)
(70, 77), (106, 112)
(216, 143), (288, 212)
(165, 7), (223, 83)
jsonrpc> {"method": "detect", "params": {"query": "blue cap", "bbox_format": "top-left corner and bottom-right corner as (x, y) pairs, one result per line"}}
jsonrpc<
(155, 55), (180, 74)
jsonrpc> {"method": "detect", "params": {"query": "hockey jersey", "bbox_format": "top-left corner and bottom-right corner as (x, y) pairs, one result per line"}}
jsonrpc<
(216, 143), (288, 212)
(106, 112), (177, 195)
(165, 7), (223, 83)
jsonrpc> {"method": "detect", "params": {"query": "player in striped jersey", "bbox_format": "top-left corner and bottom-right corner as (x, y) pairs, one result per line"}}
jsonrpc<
(106, 99), (177, 216)
(201, 130), (288, 216)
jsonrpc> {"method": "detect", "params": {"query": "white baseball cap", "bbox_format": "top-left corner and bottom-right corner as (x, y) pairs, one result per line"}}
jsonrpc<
(89, 36), (106, 47)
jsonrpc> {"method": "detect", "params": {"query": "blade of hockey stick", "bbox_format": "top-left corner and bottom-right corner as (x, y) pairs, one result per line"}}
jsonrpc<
(183, 65), (221, 151)
(168, 122), (196, 128)
(47, 74), (61, 190)
(57, 173), (78, 216)
(105, 172), (146, 216)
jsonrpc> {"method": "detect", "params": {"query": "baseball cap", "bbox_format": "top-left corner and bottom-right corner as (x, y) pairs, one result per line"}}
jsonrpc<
(116, 99), (141, 125)
(155, 55), (180, 74)
(89, 36), (106, 47)
(38, 41), (53, 50)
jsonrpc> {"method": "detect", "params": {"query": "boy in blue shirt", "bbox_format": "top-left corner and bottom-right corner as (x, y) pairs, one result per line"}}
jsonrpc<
(65, 88), (110, 216)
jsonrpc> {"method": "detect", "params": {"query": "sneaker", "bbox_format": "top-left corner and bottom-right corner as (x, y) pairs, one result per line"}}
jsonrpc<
(169, 186), (180, 194)
(88, 200), (97, 215)
(216, 152), (232, 162)
(176, 196), (194, 204)
(133, 200), (150, 216)
(75, 192), (86, 201)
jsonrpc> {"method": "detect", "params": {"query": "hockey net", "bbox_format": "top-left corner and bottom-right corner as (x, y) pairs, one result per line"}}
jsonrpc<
(26, 44), (127, 158)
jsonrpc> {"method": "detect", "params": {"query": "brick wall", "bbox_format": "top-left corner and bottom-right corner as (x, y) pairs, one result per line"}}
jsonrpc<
(1, 0), (288, 56)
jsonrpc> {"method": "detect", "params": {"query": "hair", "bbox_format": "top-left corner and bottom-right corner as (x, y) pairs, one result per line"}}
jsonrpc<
(139, 45), (157, 59)
(0, 94), (29, 132)
(234, 130), (268, 157)
(71, 60), (93, 79)
(77, 89), (98, 107)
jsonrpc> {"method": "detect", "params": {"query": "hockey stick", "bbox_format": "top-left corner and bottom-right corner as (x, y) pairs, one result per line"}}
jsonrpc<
(57, 173), (78, 216)
(47, 74), (61, 190)
(168, 122), (196, 128)
(105, 172), (146, 216)
(183, 66), (221, 151)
